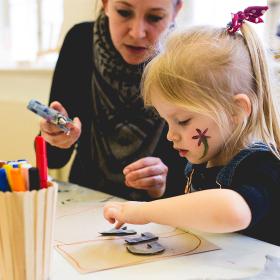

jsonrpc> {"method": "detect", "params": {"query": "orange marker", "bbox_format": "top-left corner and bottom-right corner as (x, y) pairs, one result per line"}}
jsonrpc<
(9, 168), (26, 192)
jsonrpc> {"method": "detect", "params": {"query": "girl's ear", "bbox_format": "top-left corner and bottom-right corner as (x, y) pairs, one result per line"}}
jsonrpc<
(233, 94), (252, 116)
(233, 94), (252, 123)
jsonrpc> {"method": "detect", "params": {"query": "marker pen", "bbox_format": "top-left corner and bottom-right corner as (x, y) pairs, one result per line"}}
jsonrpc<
(3, 164), (12, 187)
(28, 167), (41, 191)
(20, 164), (31, 191)
(35, 136), (48, 188)
(9, 168), (26, 192)
(0, 168), (10, 192)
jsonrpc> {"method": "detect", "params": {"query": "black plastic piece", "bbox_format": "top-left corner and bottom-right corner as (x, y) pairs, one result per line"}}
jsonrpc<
(125, 232), (158, 245)
(127, 241), (165, 255)
(99, 226), (137, 236)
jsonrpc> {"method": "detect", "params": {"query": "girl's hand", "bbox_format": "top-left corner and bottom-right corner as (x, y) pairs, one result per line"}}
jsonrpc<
(123, 157), (168, 198)
(40, 101), (81, 149)
(103, 201), (149, 229)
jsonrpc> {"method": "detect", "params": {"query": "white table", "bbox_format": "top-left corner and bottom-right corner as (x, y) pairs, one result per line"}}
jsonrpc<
(51, 182), (280, 280)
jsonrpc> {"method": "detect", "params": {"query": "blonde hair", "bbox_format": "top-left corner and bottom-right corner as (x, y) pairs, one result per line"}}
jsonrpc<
(142, 24), (280, 162)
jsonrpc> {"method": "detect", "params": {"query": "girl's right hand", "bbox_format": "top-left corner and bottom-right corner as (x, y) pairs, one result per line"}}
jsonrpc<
(103, 201), (149, 229)
(40, 101), (82, 149)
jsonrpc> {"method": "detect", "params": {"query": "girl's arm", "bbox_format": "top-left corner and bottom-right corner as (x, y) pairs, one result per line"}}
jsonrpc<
(103, 189), (251, 233)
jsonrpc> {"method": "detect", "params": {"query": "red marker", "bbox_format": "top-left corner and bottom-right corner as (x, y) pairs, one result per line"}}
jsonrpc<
(35, 136), (48, 188)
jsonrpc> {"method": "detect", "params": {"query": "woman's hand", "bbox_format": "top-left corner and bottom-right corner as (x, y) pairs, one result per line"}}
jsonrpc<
(123, 157), (168, 198)
(103, 201), (149, 228)
(40, 101), (82, 149)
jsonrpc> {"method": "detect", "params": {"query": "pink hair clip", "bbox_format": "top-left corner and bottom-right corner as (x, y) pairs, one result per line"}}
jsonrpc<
(227, 6), (269, 34)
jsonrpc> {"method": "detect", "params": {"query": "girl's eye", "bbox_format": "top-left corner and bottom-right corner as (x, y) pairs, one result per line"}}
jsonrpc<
(117, 9), (132, 18)
(147, 15), (163, 23)
(178, 119), (191, 126)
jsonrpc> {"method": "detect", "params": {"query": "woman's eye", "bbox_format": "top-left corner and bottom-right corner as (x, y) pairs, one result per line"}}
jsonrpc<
(147, 15), (163, 23)
(117, 9), (132, 18)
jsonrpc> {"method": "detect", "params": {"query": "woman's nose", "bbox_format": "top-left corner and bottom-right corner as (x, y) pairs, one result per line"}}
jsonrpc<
(129, 18), (146, 39)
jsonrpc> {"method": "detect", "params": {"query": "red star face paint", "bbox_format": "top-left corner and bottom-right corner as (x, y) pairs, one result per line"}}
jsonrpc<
(192, 128), (211, 159)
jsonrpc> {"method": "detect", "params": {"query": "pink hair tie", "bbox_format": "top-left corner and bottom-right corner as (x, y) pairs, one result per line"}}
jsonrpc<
(227, 6), (269, 34)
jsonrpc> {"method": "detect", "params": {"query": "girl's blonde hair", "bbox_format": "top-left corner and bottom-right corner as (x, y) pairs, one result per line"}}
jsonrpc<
(142, 23), (280, 162)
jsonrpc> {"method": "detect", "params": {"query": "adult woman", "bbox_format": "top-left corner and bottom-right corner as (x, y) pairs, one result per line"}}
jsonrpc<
(40, 0), (187, 200)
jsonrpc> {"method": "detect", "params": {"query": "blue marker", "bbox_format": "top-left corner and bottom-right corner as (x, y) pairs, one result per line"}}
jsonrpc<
(27, 99), (73, 134)
(0, 168), (10, 192)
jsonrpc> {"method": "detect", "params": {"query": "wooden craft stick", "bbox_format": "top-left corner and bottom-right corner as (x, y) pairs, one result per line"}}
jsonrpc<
(43, 183), (58, 279)
(4, 192), (17, 279)
(23, 191), (35, 280)
(0, 193), (13, 280)
(12, 192), (26, 280)
(35, 188), (46, 280)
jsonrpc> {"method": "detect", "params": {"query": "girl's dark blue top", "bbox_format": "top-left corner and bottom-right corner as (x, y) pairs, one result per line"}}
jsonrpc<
(185, 143), (280, 246)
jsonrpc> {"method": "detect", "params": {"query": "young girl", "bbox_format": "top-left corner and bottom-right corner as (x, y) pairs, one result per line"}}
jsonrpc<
(103, 6), (280, 246)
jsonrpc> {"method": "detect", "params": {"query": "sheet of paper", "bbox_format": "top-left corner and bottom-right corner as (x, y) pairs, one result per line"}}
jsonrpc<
(55, 200), (220, 274)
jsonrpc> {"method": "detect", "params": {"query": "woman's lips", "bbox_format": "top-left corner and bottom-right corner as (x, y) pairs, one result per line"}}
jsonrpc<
(125, 45), (147, 54)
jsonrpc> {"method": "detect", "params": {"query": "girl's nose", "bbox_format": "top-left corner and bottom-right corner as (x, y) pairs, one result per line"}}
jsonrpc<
(129, 18), (146, 39)
(167, 129), (180, 142)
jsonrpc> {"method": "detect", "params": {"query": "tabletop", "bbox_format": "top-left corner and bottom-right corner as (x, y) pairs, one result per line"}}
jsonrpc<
(51, 181), (280, 280)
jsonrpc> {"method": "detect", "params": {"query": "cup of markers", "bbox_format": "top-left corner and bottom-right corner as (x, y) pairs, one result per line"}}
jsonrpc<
(0, 137), (58, 280)
(0, 160), (45, 192)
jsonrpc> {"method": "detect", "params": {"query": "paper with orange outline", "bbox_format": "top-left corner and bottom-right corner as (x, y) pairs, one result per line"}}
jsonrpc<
(54, 202), (220, 274)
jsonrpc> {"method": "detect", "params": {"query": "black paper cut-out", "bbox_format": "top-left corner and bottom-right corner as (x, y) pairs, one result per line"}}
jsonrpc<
(100, 226), (137, 236)
(127, 241), (165, 255)
(125, 232), (158, 245)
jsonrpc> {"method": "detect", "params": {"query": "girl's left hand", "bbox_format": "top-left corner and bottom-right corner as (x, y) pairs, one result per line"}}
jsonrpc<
(123, 157), (168, 198)
(103, 201), (148, 229)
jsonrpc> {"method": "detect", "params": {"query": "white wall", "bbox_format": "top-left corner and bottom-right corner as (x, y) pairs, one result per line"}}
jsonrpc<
(57, 0), (101, 48)
(0, 69), (51, 165)
(0, 0), (101, 179)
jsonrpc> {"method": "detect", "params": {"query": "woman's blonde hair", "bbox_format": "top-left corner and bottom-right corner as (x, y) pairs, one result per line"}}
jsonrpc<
(142, 23), (280, 162)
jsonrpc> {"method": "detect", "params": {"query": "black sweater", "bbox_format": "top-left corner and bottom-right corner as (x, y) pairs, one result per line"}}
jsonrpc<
(47, 22), (187, 200)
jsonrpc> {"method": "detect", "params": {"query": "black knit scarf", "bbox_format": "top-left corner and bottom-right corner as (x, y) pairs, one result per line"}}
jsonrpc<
(91, 13), (164, 185)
